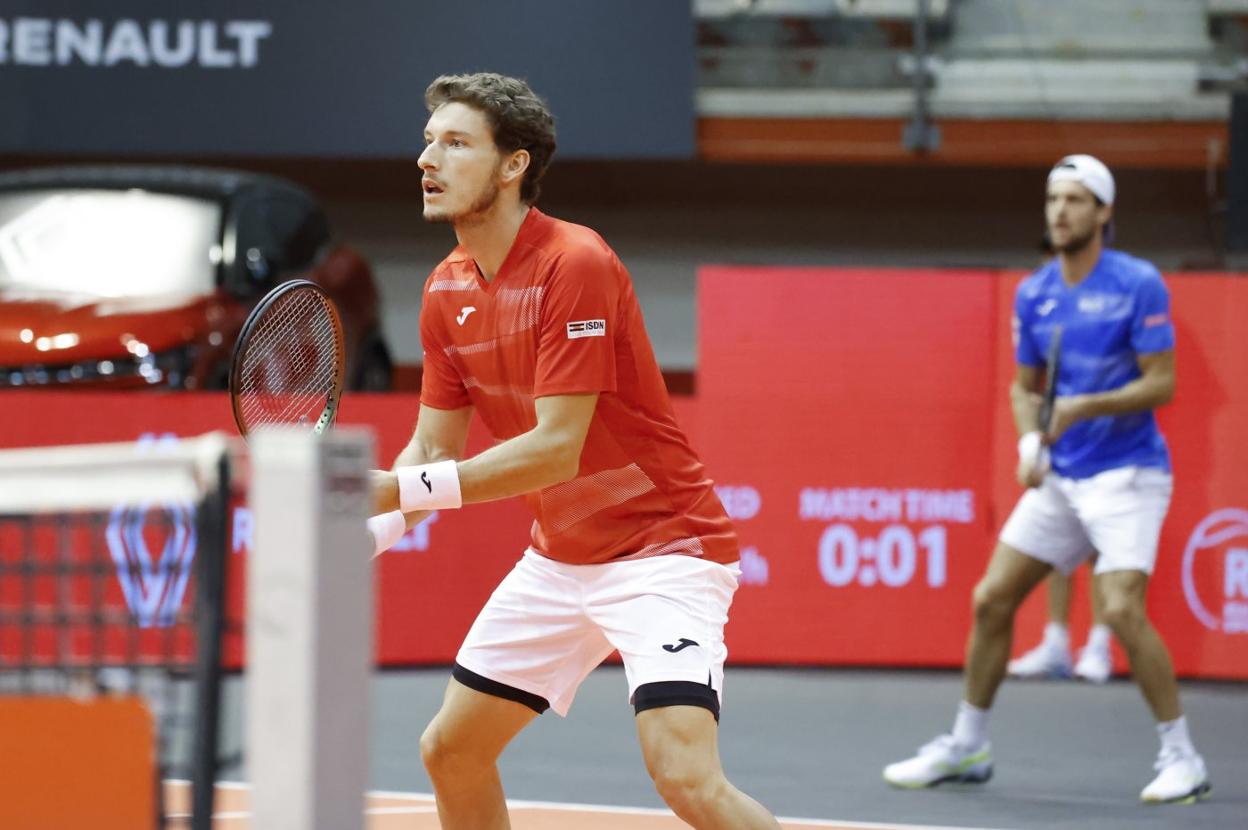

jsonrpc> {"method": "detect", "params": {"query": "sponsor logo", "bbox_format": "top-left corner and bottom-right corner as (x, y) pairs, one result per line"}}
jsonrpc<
(0, 18), (273, 69)
(105, 432), (195, 627)
(1182, 509), (1248, 634)
(1036, 299), (1057, 317)
(566, 319), (606, 339)
(456, 306), (476, 326)
(714, 484), (761, 521)
(662, 638), (700, 653)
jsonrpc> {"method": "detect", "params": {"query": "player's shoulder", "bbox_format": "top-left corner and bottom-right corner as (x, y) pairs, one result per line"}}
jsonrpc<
(534, 212), (622, 280)
(1017, 259), (1060, 299)
(421, 249), (474, 297)
(1100, 249), (1166, 288)
(542, 213), (616, 262)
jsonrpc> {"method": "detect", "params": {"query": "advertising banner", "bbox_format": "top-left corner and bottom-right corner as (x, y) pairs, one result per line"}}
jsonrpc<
(698, 266), (1248, 679)
(0, 0), (694, 158)
(3, 269), (1244, 678)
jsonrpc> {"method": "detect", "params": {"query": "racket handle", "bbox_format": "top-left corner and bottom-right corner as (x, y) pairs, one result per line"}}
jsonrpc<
(367, 511), (407, 557)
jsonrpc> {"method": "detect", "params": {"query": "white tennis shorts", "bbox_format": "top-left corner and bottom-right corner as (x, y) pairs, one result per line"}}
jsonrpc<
(999, 465), (1173, 575)
(455, 548), (741, 717)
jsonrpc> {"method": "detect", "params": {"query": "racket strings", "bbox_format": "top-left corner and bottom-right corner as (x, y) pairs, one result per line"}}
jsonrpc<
(236, 289), (342, 431)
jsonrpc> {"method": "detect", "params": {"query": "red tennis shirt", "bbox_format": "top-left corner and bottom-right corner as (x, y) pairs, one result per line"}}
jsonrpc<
(418, 208), (737, 566)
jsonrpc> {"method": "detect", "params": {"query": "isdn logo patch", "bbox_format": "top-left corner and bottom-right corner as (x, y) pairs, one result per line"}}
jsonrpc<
(566, 319), (606, 339)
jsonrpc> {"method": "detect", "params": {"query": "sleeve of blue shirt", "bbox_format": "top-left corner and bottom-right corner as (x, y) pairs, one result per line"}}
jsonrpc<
(1130, 270), (1176, 355)
(1013, 284), (1042, 367)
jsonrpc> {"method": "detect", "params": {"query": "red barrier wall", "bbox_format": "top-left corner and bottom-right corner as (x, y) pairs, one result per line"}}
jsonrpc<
(698, 266), (1247, 679)
(2, 268), (1244, 678)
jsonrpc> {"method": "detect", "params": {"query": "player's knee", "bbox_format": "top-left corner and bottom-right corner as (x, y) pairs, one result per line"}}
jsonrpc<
(419, 720), (476, 779)
(651, 765), (725, 819)
(1101, 595), (1145, 637)
(971, 579), (1016, 628)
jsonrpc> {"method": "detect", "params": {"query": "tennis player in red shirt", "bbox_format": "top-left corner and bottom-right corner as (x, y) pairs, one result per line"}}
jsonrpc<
(369, 72), (780, 830)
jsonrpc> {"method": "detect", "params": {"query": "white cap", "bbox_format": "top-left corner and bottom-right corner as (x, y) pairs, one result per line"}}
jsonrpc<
(1047, 154), (1115, 206)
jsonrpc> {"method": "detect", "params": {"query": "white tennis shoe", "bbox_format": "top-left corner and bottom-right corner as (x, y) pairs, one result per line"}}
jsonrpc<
(1073, 644), (1112, 684)
(1140, 746), (1211, 804)
(1007, 640), (1072, 679)
(883, 735), (993, 789)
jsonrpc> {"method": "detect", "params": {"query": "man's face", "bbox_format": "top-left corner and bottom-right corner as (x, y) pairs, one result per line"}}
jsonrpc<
(1045, 180), (1110, 254)
(418, 102), (504, 224)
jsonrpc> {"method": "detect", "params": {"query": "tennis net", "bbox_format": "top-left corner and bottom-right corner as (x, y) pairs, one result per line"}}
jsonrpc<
(0, 433), (232, 830)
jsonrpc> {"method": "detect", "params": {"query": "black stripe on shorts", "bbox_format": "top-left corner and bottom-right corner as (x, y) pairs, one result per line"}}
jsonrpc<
(633, 678), (720, 722)
(452, 662), (550, 715)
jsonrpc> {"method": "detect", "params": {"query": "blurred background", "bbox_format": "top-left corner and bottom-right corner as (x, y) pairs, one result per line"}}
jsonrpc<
(2, 4), (1247, 826)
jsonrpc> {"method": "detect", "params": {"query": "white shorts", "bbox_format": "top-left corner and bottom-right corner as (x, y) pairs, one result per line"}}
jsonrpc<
(455, 549), (740, 717)
(999, 466), (1172, 576)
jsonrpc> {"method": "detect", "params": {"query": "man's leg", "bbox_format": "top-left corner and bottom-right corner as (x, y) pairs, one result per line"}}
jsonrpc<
(636, 705), (780, 830)
(1008, 568), (1074, 678)
(420, 677), (541, 830)
(1095, 570), (1179, 720)
(964, 542), (1055, 707)
(884, 541), (1054, 788)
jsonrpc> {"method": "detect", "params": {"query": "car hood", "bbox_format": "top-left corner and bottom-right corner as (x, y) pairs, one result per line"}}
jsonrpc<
(0, 286), (225, 364)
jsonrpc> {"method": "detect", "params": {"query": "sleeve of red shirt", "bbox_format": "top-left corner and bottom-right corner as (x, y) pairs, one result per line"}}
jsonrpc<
(418, 290), (472, 410)
(533, 243), (620, 398)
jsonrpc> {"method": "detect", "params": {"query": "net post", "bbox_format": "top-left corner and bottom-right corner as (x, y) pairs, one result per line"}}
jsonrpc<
(247, 428), (374, 830)
(190, 451), (231, 830)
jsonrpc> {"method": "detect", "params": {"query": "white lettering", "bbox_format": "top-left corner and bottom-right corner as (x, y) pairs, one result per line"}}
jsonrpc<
(56, 19), (101, 65)
(104, 19), (149, 66)
(198, 22), (234, 68)
(232, 506), (253, 555)
(150, 20), (195, 67)
(14, 18), (51, 65)
(227, 20), (272, 68)
(799, 487), (903, 522)
(0, 18), (271, 68)
(1226, 548), (1248, 600)
(905, 488), (974, 523)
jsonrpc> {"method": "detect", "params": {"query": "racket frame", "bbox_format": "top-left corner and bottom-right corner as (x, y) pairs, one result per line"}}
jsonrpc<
(228, 278), (346, 438)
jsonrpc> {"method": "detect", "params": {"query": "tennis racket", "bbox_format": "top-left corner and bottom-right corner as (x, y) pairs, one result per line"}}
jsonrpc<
(229, 279), (346, 438)
(1036, 324), (1063, 434)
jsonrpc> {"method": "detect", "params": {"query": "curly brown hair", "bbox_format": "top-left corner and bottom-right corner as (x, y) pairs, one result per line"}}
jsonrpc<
(425, 72), (557, 204)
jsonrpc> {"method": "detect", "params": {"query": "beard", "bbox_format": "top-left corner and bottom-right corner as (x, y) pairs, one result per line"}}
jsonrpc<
(1050, 223), (1099, 255)
(425, 177), (502, 226)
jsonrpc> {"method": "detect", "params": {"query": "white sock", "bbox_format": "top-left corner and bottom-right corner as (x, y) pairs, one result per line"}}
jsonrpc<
(1085, 624), (1112, 652)
(1158, 716), (1196, 756)
(1043, 621), (1070, 650)
(952, 701), (990, 748)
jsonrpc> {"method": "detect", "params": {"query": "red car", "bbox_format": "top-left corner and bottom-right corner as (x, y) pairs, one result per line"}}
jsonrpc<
(0, 165), (392, 390)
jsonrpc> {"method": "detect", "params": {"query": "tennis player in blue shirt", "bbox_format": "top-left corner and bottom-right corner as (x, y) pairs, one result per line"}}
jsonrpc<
(884, 155), (1211, 804)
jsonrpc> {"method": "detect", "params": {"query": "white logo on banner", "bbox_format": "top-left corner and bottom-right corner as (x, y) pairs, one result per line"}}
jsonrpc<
(105, 433), (196, 627)
(0, 19), (273, 68)
(1182, 508), (1248, 634)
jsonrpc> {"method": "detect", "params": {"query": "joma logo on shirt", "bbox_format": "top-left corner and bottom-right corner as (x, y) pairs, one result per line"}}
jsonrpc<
(566, 319), (606, 339)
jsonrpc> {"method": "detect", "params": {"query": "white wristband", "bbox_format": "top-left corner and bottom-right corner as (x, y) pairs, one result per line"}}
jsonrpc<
(367, 511), (406, 557)
(1018, 431), (1043, 462)
(396, 460), (463, 512)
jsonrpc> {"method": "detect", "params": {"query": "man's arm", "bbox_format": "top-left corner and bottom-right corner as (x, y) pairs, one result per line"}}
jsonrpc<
(372, 404), (473, 526)
(1010, 364), (1044, 436)
(1046, 350), (1175, 442)
(1010, 364), (1048, 488)
(372, 392), (598, 515)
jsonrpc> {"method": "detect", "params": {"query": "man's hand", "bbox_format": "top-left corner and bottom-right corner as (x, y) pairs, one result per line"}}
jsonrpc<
(370, 469), (399, 515)
(1016, 431), (1049, 489)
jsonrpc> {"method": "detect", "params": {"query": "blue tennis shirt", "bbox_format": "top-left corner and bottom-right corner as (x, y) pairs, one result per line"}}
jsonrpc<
(1013, 249), (1175, 479)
